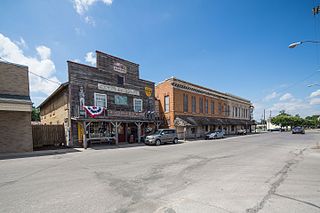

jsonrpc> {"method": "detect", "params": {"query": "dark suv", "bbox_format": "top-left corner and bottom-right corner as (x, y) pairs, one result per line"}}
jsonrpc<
(145, 129), (179, 146)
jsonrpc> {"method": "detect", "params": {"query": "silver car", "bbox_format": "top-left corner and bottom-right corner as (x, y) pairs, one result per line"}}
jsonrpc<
(145, 129), (179, 146)
(205, 131), (225, 140)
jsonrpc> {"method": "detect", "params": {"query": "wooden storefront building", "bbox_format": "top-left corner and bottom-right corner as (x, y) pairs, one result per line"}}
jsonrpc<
(39, 51), (161, 147)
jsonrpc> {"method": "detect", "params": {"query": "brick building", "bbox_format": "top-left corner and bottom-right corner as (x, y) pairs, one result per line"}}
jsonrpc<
(0, 61), (33, 153)
(39, 51), (160, 147)
(155, 77), (254, 139)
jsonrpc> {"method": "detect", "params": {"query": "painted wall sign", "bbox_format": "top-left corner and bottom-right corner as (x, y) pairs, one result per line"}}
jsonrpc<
(113, 62), (127, 74)
(145, 87), (152, 97)
(115, 95), (128, 105)
(107, 110), (145, 118)
(98, 83), (140, 96)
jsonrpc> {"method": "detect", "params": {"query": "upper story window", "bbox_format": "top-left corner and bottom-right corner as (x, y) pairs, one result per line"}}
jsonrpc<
(133, 98), (143, 112)
(192, 96), (196, 113)
(199, 97), (203, 113)
(183, 94), (189, 112)
(211, 101), (215, 114)
(94, 93), (107, 108)
(226, 105), (230, 116)
(117, 75), (125, 85)
(218, 103), (222, 114)
(164, 96), (170, 112)
(205, 99), (208, 114)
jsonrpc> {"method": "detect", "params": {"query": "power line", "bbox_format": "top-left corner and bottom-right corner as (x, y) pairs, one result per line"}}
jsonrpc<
(0, 56), (61, 85)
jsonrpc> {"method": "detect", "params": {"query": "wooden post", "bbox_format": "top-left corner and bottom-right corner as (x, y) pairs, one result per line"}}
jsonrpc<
(111, 122), (122, 146)
(125, 123), (128, 142)
(155, 121), (161, 130)
(135, 122), (143, 143)
(83, 121), (87, 149)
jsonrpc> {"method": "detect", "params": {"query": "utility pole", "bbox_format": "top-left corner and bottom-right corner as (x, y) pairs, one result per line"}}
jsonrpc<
(263, 109), (266, 131)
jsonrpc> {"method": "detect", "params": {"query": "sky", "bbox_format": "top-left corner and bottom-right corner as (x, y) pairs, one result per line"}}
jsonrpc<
(1, 0), (320, 120)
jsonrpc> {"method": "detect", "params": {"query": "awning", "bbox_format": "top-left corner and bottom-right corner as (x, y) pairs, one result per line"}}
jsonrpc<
(174, 115), (254, 127)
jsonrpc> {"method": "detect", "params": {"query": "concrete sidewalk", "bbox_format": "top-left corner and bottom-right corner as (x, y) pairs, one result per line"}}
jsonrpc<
(0, 148), (82, 160)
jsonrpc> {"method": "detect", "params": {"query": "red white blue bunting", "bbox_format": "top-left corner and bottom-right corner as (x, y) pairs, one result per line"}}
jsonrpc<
(83, 106), (104, 118)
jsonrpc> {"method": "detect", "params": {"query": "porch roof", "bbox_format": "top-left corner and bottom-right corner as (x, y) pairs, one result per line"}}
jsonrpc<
(174, 115), (254, 127)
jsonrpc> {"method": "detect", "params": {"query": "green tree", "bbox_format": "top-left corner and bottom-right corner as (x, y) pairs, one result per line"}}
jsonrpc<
(31, 106), (40, 121)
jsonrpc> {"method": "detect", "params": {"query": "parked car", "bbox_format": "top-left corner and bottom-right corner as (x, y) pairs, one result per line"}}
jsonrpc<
(144, 129), (179, 146)
(237, 129), (247, 135)
(205, 131), (225, 140)
(292, 126), (305, 134)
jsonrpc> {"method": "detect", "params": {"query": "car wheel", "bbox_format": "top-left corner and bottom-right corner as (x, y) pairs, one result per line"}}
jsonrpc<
(173, 138), (179, 144)
(155, 139), (161, 146)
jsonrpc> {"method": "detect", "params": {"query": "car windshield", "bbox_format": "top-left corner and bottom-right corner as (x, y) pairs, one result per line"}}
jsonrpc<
(153, 130), (162, 135)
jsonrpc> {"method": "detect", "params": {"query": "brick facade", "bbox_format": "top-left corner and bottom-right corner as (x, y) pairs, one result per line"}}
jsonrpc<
(0, 111), (33, 153)
(0, 61), (33, 153)
(156, 77), (253, 139)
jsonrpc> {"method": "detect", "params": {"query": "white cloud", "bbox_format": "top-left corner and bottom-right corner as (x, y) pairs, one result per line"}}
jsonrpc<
(36, 46), (51, 60)
(85, 51), (96, 66)
(263, 92), (278, 101)
(310, 89), (320, 98)
(267, 98), (312, 117)
(279, 93), (294, 101)
(15, 37), (27, 49)
(84, 16), (96, 26)
(310, 98), (320, 105)
(0, 33), (60, 98)
(73, 0), (113, 15)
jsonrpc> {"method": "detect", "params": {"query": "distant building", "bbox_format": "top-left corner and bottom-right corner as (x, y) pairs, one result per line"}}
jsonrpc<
(0, 61), (33, 153)
(266, 118), (281, 131)
(39, 51), (160, 147)
(155, 77), (254, 139)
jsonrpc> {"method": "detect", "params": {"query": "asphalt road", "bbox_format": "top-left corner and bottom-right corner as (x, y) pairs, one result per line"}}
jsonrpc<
(0, 131), (319, 213)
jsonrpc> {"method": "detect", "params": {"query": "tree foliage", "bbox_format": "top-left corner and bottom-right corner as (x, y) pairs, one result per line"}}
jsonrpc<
(31, 106), (40, 121)
(271, 110), (319, 128)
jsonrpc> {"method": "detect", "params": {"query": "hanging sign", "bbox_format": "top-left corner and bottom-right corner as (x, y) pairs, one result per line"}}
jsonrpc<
(83, 106), (104, 118)
(145, 87), (152, 97)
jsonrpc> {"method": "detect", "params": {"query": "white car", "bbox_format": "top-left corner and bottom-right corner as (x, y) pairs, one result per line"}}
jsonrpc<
(205, 131), (225, 140)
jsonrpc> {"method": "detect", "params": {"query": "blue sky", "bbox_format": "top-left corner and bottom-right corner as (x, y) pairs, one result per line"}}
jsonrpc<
(1, 0), (320, 120)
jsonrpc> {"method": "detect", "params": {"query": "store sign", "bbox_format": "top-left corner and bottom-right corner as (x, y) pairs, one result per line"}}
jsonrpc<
(113, 62), (127, 74)
(98, 83), (140, 96)
(145, 87), (152, 97)
(115, 95), (128, 105)
(107, 110), (145, 118)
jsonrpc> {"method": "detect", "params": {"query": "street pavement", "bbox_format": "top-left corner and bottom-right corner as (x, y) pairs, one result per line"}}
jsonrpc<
(0, 131), (319, 213)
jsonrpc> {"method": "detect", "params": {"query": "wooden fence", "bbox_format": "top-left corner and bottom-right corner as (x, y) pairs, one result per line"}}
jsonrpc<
(32, 125), (66, 148)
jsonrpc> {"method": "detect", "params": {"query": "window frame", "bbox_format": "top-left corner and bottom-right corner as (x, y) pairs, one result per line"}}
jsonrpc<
(183, 94), (189, 112)
(164, 95), (170, 113)
(192, 96), (196, 113)
(117, 75), (125, 85)
(199, 97), (203, 113)
(94, 93), (107, 108)
(133, 98), (143, 112)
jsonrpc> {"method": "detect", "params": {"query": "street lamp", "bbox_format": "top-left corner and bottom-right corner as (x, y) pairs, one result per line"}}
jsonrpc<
(288, 40), (320, 48)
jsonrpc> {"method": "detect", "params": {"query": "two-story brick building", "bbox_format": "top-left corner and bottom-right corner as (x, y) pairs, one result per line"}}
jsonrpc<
(155, 77), (254, 139)
(0, 61), (33, 153)
(39, 51), (160, 147)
